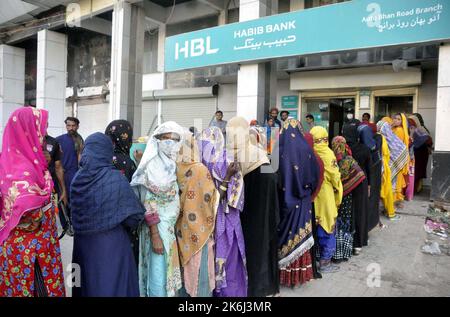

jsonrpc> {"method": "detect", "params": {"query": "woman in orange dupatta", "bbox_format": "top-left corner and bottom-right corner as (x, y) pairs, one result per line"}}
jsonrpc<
(176, 132), (219, 297)
(391, 113), (411, 207)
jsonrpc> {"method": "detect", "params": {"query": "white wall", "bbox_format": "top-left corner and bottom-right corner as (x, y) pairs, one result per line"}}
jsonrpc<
(141, 100), (158, 137)
(276, 79), (298, 110)
(291, 66), (422, 90)
(217, 83), (237, 120)
(0, 45), (25, 148)
(217, 80), (298, 123)
(142, 73), (164, 91)
(418, 68), (438, 142)
(76, 102), (109, 139)
(417, 68), (438, 186)
(36, 30), (67, 137)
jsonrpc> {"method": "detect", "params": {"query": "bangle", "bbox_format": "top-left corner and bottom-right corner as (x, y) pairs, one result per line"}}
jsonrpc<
(220, 185), (228, 191)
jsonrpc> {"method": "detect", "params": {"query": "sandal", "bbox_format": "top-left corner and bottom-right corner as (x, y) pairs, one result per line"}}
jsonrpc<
(395, 201), (405, 209)
(389, 215), (401, 221)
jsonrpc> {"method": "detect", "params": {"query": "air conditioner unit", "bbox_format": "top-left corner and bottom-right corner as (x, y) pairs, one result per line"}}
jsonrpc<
(305, 55), (322, 67)
(340, 52), (358, 64)
(356, 51), (371, 64)
(382, 47), (403, 62)
(321, 55), (333, 66)
(402, 47), (417, 60)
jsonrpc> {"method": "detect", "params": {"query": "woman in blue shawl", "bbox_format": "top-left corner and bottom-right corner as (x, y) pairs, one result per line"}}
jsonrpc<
(278, 119), (320, 287)
(70, 133), (145, 297)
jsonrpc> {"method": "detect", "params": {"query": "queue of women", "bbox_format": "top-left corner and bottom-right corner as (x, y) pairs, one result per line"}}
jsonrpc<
(0, 107), (432, 297)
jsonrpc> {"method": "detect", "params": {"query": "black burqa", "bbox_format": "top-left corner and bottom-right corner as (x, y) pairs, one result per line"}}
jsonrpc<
(105, 120), (139, 266)
(359, 124), (383, 231)
(342, 122), (371, 249)
(241, 165), (280, 297)
(367, 134), (382, 231)
(105, 120), (137, 182)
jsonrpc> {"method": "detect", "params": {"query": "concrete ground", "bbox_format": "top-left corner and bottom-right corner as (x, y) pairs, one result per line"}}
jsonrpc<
(281, 189), (450, 297)
(59, 228), (73, 297)
(59, 189), (450, 297)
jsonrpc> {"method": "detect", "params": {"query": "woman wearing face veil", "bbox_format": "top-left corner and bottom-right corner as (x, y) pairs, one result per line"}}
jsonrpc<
(303, 132), (325, 279)
(105, 120), (140, 265)
(309, 126), (343, 273)
(176, 132), (219, 297)
(105, 120), (136, 182)
(130, 122), (184, 297)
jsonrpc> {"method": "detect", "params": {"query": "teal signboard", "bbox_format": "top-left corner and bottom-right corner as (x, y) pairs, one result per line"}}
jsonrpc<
(287, 110), (298, 120)
(281, 95), (299, 109)
(165, 0), (450, 72)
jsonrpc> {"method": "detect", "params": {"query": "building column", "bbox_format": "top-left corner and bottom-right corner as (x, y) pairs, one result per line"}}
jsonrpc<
(218, 8), (228, 25)
(237, 0), (277, 123)
(157, 24), (166, 74)
(431, 44), (450, 204)
(290, 0), (305, 11)
(110, 0), (145, 134)
(36, 30), (68, 137)
(0, 45), (25, 147)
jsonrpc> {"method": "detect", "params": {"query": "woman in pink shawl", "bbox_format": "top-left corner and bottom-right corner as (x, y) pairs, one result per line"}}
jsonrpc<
(0, 107), (65, 297)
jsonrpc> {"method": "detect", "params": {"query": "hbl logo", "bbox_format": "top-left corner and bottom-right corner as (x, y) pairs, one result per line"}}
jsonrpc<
(175, 36), (219, 60)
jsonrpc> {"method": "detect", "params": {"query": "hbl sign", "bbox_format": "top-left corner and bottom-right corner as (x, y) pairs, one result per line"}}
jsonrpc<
(175, 36), (219, 60)
(165, 0), (450, 72)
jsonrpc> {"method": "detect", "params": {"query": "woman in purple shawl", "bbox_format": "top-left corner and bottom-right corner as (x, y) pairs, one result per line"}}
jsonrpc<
(199, 127), (247, 297)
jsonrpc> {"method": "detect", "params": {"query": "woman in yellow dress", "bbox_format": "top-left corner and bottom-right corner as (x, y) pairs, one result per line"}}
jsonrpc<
(391, 113), (411, 208)
(379, 134), (396, 219)
(310, 126), (343, 273)
(377, 118), (408, 221)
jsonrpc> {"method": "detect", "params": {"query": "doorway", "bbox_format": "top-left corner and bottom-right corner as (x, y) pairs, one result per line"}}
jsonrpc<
(374, 96), (414, 122)
(302, 97), (355, 140)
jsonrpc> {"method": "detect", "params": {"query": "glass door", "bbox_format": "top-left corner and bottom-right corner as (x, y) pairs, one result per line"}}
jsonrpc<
(302, 97), (355, 139)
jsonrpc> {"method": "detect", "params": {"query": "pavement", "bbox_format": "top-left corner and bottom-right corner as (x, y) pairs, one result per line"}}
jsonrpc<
(58, 188), (450, 297)
(59, 228), (73, 297)
(281, 188), (450, 297)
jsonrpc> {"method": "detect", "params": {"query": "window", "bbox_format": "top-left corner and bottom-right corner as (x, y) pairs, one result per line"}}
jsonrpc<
(227, 8), (239, 23)
(167, 15), (218, 37)
(305, 0), (350, 9)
